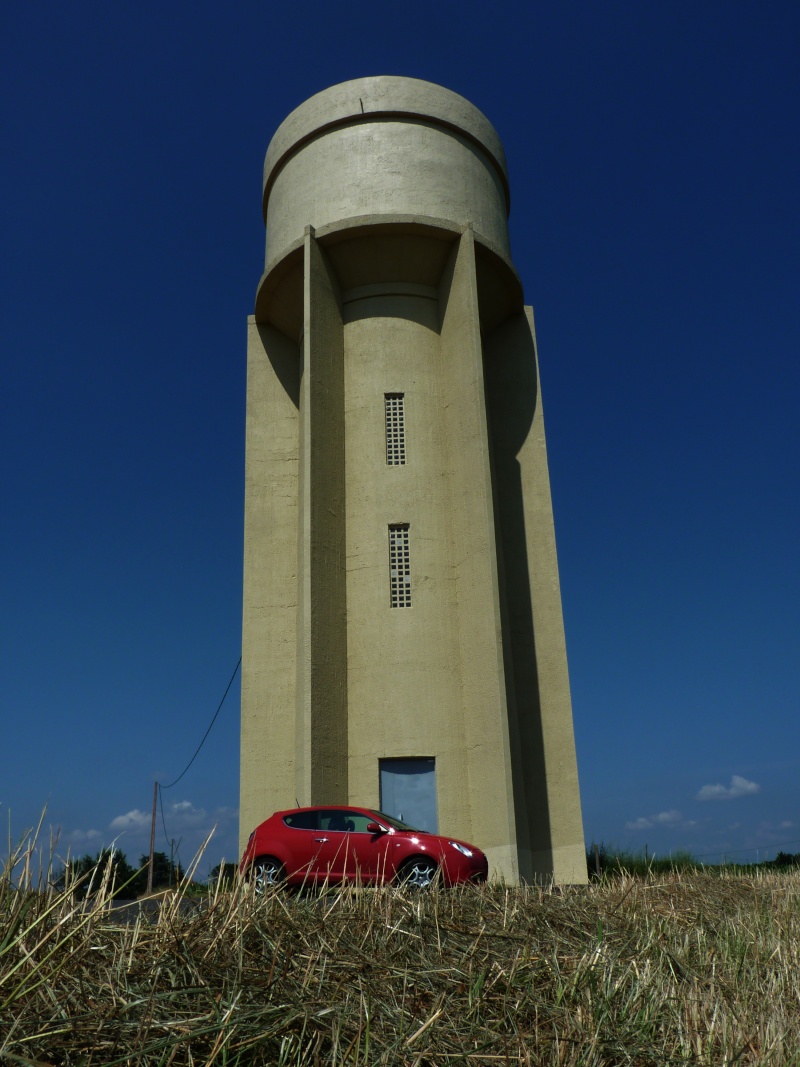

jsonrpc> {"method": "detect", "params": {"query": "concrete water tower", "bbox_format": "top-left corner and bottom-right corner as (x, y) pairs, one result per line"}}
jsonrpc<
(239, 76), (586, 883)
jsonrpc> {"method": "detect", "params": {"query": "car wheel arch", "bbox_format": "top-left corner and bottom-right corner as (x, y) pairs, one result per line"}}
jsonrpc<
(248, 853), (287, 892)
(396, 854), (440, 889)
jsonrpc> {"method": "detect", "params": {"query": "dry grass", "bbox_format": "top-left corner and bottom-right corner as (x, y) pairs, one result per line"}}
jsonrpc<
(2, 830), (800, 1065)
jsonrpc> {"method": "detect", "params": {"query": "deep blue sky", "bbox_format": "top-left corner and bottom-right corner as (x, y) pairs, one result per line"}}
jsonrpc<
(3, 2), (798, 875)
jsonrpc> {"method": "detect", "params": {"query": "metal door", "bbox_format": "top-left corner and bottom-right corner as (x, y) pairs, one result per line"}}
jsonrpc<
(379, 757), (438, 833)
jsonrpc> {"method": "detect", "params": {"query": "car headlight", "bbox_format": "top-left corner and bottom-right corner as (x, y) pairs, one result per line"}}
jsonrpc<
(450, 842), (473, 857)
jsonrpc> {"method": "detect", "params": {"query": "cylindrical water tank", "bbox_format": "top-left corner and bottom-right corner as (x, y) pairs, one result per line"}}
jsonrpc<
(261, 76), (513, 271)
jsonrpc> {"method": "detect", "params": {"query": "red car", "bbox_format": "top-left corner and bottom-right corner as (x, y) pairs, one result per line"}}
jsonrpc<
(240, 805), (488, 890)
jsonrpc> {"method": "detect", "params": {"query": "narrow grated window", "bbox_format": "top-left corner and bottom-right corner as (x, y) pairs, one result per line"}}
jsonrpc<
(385, 393), (406, 465)
(389, 524), (412, 608)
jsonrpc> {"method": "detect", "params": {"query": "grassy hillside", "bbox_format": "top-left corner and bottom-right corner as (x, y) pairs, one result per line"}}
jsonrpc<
(2, 841), (799, 1064)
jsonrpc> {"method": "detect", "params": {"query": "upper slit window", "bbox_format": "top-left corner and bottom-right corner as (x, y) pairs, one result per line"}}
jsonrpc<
(385, 393), (406, 466)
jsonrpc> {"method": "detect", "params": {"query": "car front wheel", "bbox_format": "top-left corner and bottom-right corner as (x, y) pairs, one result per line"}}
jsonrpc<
(397, 857), (438, 889)
(250, 855), (285, 894)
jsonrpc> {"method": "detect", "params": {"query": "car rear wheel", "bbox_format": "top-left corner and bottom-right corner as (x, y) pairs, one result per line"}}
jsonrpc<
(397, 857), (438, 889)
(250, 855), (285, 894)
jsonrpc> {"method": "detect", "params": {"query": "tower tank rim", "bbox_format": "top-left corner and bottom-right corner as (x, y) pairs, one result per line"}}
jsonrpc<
(262, 75), (510, 219)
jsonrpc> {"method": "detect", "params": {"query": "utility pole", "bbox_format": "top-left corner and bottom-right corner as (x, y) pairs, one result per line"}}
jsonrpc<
(146, 781), (158, 895)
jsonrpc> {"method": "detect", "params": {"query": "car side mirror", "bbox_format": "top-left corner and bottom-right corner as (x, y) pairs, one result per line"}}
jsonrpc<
(366, 822), (386, 834)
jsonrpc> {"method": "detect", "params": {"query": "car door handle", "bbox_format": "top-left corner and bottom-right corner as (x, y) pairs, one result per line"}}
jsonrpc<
(314, 837), (329, 842)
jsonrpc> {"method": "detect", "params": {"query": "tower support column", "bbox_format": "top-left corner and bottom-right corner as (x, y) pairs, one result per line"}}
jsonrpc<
(438, 228), (527, 883)
(296, 230), (348, 806)
(240, 319), (299, 839)
(484, 309), (587, 883)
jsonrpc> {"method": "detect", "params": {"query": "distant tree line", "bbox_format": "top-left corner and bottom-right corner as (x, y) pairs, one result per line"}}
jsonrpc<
(772, 851), (800, 868)
(208, 862), (239, 886)
(586, 843), (698, 879)
(587, 842), (800, 878)
(55, 849), (184, 900)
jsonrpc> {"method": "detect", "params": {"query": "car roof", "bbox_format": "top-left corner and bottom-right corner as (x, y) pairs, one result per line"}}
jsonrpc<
(274, 804), (371, 816)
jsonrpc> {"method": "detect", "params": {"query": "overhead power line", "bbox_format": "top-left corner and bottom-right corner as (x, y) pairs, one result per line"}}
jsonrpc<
(692, 837), (800, 860)
(149, 655), (242, 885)
(161, 655), (242, 791)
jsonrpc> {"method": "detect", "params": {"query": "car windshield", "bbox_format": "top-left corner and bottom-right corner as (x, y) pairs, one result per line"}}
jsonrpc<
(369, 810), (427, 833)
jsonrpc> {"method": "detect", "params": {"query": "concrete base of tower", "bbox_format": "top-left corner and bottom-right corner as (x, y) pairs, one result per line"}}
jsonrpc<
(486, 843), (588, 885)
(530, 843), (589, 885)
(484, 845), (521, 885)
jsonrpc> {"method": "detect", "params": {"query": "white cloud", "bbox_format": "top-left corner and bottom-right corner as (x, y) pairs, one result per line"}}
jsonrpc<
(109, 801), (238, 828)
(164, 800), (208, 829)
(45, 802), (241, 878)
(159, 801), (238, 832)
(653, 810), (682, 826)
(625, 810), (683, 831)
(625, 817), (652, 831)
(696, 775), (760, 802)
(109, 809), (151, 831)
(59, 828), (103, 849)
(108, 801), (220, 834)
(780, 821), (793, 829)
(108, 801), (239, 860)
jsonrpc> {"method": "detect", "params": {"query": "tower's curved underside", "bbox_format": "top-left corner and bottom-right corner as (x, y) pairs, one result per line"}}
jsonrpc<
(240, 76), (586, 883)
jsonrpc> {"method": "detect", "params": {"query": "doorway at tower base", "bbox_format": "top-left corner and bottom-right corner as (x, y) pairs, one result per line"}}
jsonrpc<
(379, 757), (438, 833)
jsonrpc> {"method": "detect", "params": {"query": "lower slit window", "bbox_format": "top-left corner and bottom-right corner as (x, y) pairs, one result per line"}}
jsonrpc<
(389, 524), (412, 608)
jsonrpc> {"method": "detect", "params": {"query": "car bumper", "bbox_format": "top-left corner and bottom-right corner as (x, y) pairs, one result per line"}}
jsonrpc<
(442, 851), (489, 885)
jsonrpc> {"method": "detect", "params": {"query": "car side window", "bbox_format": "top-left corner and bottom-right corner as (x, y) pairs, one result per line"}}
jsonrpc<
(283, 811), (319, 830)
(317, 812), (374, 833)
(320, 810), (350, 832)
(346, 814), (376, 833)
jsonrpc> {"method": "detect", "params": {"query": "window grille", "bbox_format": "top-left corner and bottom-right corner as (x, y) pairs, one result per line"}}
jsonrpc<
(385, 393), (406, 465)
(389, 524), (412, 608)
